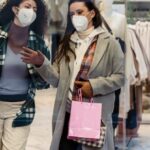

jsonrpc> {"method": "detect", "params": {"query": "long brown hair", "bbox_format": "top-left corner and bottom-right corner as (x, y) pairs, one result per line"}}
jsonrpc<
(55, 0), (102, 63)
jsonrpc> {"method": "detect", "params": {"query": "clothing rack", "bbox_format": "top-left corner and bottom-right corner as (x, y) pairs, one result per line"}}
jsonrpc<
(127, 17), (150, 24)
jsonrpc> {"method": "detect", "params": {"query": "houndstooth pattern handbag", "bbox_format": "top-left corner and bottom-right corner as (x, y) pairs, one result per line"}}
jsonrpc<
(72, 124), (106, 148)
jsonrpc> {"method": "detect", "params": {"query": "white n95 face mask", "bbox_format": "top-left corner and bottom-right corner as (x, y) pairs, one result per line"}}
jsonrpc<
(17, 8), (36, 27)
(72, 15), (89, 32)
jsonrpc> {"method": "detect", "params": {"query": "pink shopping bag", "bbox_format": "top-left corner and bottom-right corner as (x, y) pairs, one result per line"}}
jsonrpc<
(68, 89), (102, 140)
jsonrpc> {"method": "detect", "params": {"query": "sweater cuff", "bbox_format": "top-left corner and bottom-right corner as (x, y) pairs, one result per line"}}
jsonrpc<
(34, 57), (50, 71)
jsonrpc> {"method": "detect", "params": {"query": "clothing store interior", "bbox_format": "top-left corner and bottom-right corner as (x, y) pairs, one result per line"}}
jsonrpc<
(0, 0), (150, 150)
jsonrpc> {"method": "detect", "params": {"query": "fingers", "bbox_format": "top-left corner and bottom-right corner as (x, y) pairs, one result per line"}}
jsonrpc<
(21, 47), (38, 56)
(75, 81), (84, 88)
(37, 50), (43, 56)
(22, 47), (34, 54)
(20, 48), (44, 65)
(22, 59), (32, 64)
(20, 47), (39, 59)
(75, 81), (93, 98)
(75, 81), (84, 85)
(21, 56), (31, 60)
(20, 51), (31, 57)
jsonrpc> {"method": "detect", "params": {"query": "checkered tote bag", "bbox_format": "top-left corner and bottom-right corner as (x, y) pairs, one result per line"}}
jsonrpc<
(72, 123), (106, 148)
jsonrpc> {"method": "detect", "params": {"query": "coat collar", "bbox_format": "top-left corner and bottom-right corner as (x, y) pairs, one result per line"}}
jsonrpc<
(70, 27), (106, 43)
(69, 27), (110, 75)
(88, 32), (110, 74)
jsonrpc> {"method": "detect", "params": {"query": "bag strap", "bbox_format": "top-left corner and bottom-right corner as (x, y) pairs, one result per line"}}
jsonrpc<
(101, 15), (113, 35)
(78, 88), (93, 103)
(130, 85), (136, 110)
(78, 88), (82, 102)
(132, 86), (136, 111)
(101, 16), (126, 54)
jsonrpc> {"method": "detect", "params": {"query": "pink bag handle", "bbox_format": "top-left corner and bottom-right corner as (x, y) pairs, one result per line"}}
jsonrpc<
(78, 88), (94, 103)
(78, 88), (82, 102)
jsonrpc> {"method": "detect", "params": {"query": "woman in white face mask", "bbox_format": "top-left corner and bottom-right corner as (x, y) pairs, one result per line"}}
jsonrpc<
(21, 0), (125, 150)
(0, 0), (50, 150)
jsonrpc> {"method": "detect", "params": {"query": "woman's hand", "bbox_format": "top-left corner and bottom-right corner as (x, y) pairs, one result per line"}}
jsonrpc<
(75, 81), (93, 98)
(20, 47), (44, 66)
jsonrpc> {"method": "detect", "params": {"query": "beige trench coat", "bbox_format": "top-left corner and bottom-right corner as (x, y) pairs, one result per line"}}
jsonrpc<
(35, 28), (125, 150)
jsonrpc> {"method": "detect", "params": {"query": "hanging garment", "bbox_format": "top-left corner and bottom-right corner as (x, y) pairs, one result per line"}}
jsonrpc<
(135, 21), (150, 64)
(134, 28), (150, 79)
(128, 27), (148, 81)
(101, 15), (130, 122)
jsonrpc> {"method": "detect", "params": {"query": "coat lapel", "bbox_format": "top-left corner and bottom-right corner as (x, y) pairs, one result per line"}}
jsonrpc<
(68, 41), (76, 74)
(88, 33), (109, 74)
(68, 31), (110, 75)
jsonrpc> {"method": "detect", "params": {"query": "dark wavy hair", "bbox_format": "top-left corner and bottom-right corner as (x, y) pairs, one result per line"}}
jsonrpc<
(55, 0), (102, 63)
(0, 0), (48, 36)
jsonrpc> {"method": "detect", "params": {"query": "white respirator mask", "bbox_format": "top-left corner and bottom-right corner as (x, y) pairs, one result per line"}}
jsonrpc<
(17, 8), (36, 27)
(72, 15), (89, 32)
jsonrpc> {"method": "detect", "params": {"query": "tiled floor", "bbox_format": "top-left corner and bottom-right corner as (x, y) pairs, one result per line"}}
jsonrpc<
(26, 88), (54, 150)
(128, 124), (150, 150)
(26, 88), (150, 150)
(115, 124), (150, 150)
